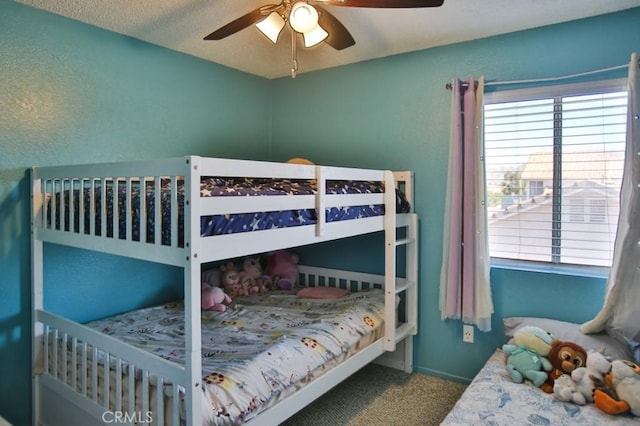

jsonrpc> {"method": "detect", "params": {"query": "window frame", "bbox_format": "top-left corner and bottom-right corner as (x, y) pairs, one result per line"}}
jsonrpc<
(484, 77), (627, 275)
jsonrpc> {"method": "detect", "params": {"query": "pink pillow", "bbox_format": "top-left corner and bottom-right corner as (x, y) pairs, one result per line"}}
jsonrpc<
(297, 287), (350, 299)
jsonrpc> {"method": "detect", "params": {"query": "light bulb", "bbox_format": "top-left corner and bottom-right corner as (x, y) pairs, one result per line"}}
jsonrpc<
(289, 3), (319, 34)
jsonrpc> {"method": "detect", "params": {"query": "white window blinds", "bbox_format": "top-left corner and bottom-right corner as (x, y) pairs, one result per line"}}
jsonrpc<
(484, 82), (627, 267)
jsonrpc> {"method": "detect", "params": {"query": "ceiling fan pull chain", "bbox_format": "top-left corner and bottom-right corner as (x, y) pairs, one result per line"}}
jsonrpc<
(291, 30), (298, 78)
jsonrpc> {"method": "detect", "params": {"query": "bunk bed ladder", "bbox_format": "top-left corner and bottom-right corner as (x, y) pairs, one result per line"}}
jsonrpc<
(383, 171), (418, 365)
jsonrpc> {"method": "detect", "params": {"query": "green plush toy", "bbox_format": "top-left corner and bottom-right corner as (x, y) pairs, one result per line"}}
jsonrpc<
(502, 325), (554, 387)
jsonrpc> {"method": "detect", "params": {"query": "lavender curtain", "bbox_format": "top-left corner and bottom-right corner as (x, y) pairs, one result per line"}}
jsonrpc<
(581, 53), (640, 354)
(439, 76), (493, 332)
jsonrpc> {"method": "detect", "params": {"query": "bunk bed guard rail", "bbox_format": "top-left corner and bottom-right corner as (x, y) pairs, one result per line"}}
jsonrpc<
(31, 156), (414, 265)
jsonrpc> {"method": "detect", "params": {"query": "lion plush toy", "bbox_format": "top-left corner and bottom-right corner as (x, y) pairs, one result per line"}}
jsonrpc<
(541, 340), (587, 394)
(502, 325), (554, 387)
(593, 359), (640, 417)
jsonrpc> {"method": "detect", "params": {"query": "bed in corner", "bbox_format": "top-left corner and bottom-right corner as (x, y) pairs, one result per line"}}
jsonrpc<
(442, 317), (640, 426)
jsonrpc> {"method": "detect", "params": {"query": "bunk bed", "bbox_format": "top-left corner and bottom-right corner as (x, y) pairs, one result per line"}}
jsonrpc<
(31, 156), (419, 425)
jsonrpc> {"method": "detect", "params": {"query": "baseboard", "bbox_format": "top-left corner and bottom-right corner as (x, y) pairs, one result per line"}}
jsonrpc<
(413, 366), (472, 385)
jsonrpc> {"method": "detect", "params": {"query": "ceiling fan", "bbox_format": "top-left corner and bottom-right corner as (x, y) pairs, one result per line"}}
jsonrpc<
(204, 0), (445, 77)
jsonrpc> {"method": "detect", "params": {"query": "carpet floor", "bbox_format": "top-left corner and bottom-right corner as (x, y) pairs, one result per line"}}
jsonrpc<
(281, 363), (468, 426)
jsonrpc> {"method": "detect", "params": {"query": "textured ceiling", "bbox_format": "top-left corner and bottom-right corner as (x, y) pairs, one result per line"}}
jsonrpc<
(16, 0), (640, 79)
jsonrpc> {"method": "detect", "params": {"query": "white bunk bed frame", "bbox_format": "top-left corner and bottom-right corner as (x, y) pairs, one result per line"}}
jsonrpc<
(31, 156), (418, 425)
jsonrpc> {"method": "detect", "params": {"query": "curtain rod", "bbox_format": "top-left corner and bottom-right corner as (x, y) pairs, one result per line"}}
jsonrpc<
(445, 61), (634, 91)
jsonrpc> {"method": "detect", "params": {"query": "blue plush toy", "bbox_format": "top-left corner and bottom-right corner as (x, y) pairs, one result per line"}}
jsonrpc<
(502, 325), (554, 387)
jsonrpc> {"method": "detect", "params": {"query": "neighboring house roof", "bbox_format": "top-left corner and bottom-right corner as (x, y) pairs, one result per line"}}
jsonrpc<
(489, 182), (619, 221)
(520, 150), (624, 183)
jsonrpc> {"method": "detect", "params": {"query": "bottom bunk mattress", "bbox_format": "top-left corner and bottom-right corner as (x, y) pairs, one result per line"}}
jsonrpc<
(80, 288), (387, 425)
(441, 348), (640, 426)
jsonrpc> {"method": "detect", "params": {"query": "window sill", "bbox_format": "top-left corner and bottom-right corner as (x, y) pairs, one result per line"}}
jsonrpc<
(490, 258), (609, 279)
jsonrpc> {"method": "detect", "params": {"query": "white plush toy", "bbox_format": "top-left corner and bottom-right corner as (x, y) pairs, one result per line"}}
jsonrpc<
(594, 359), (640, 417)
(553, 374), (587, 405)
(571, 349), (611, 404)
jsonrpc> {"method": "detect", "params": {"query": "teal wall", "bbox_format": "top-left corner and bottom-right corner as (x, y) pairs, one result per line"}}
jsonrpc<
(0, 2), (272, 424)
(270, 8), (640, 381)
(1, 0), (639, 423)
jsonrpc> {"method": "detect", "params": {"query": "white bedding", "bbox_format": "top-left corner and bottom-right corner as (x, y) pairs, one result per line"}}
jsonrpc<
(442, 349), (640, 426)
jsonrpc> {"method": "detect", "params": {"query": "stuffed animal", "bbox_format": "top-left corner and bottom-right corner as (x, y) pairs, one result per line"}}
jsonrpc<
(571, 349), (612, 404)
(238, 257), (262, 295)
(266, 250), (299, 290)
(220, 262), (246, 298)
(541, 340), (587, 394)
(254, 275), (272, 295)
(201, 282), (232, 312)
(553, 373), (587, 405)
(202, 267), (221, 287)
(593, 359), (640, 417)
(502, 325), (554, 387)
(286, 157), (314, 165)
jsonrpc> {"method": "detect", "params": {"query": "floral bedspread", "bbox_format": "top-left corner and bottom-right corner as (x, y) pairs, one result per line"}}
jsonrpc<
(85, 289), (386, 425)
(442, 349), (640, 426)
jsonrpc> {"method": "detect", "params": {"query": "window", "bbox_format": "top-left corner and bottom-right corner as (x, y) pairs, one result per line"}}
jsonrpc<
(529, 180), (544, 197)
(484, 80), (627, 267)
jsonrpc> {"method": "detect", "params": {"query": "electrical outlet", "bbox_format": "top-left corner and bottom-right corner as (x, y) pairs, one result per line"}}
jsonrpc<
(463, 325), (474, 343)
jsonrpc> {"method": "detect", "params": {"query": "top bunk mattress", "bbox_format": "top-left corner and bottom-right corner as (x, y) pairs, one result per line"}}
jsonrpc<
(48, 177), (411, 246)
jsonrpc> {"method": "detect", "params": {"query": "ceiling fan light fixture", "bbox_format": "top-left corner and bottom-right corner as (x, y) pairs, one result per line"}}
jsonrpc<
(255, 11), (286, 43)
(302, 25), (328, 47)
(289, 2), (320, 34)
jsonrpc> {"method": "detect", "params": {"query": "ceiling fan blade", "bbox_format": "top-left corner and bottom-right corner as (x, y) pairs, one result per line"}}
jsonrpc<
(204, 4), (282, 40)
(316, 0), (444, 7)
(316, 6), (355, 50)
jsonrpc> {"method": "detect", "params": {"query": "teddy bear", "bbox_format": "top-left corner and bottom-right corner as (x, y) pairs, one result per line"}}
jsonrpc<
(502, 325), (554, 387)
(238, 257), (262, 295)
(593, 359), (640, 417)
(540, 340), (587, 394)
(201, 282), (232, 312)
(553, 373), (587, 405)
(220, 261), (246, 298)
(266, 250), (299, 291)
(254, 274), (272, 295)
(571, 348), (612, 404)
